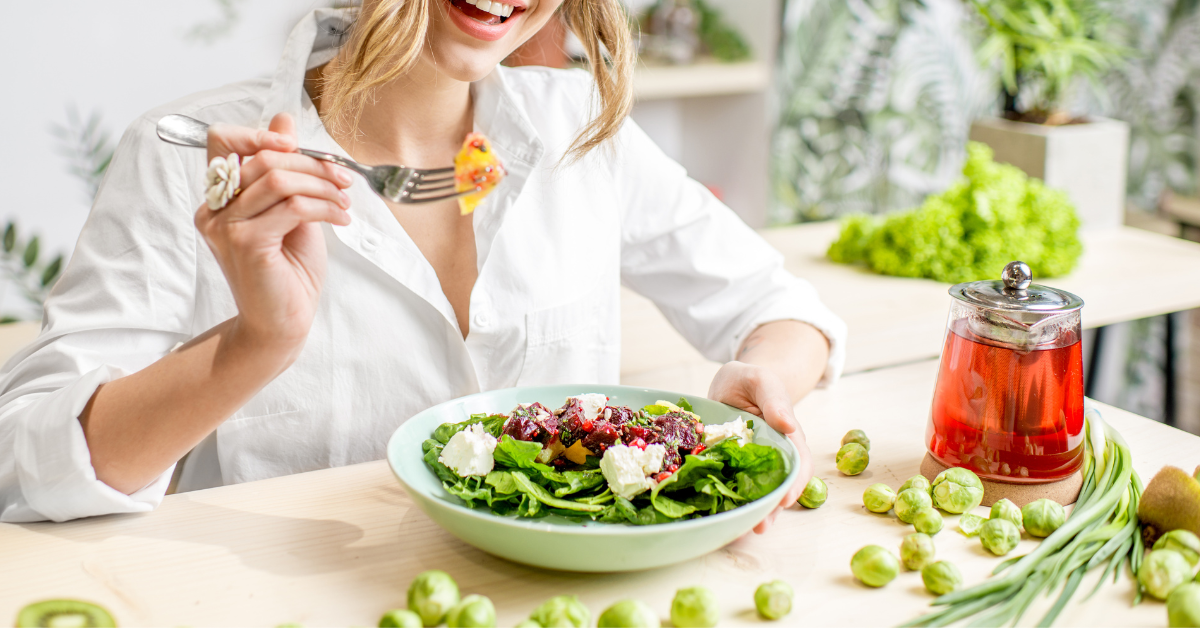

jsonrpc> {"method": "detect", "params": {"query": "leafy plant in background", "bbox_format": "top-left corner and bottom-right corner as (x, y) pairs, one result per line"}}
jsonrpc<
(187, 0), (243, 44)
(51, 106), (115, 202)
(970, 0), (1128, 121)
(771, 0), (996, 223)
(0, 224), (63, 324)
(826, 142), (1082, 282)
(692, 0), (750, 62)
(1086, 0), (1200, 209)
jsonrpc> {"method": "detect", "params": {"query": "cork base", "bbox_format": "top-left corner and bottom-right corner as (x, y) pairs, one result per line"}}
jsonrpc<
(920, 453), (1082, 508)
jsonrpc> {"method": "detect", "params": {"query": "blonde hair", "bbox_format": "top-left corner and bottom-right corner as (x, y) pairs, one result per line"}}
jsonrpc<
(319, 0), (634, 162)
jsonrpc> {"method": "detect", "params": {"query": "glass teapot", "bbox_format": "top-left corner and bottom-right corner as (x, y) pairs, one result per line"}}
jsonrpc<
(925, 261), (1086, 484)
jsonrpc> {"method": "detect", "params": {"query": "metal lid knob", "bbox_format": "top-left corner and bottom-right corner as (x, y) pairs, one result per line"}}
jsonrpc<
(1002, 261), (1032, 291)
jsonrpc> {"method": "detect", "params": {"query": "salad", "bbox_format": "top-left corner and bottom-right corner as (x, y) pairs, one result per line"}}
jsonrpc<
(421, 394), (789, 525)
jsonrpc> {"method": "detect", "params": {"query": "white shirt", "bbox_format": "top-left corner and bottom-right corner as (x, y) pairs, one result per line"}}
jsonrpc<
(0, 9), (847, 522)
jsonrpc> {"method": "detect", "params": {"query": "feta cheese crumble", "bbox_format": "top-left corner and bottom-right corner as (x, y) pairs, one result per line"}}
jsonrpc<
(571, 393), (608, 422)
(599, 443), (667, 500)
(438, 423), (498, 477)
(703, 417), (753, 447)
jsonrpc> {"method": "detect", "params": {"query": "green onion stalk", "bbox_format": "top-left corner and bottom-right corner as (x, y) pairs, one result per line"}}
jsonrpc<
(900, 408), (1142, 627)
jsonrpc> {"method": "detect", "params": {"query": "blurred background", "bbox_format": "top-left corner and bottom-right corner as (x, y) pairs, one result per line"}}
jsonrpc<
(1, 0), (1198, 433)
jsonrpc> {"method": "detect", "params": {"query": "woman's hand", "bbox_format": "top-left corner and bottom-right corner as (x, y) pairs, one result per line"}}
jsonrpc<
(198, 113), (354, 360)
(708, 361), (815, 534)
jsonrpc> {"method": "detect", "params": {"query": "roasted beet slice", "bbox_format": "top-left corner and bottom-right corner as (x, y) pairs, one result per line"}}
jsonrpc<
(653, 411), (702, 451)
(580, 421), (622, 454)
(501, 402), (560, 443)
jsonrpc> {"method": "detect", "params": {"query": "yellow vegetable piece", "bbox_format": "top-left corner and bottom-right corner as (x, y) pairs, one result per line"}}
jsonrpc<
(454, 132), (506, 215)
(564, 440), (593, 465)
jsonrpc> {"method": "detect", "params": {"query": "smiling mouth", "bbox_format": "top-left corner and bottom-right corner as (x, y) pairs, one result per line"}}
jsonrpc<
(449, 0), (523, 25)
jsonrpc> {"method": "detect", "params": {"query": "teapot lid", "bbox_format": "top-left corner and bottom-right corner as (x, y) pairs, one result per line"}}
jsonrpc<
(949, 261), (1084, 313)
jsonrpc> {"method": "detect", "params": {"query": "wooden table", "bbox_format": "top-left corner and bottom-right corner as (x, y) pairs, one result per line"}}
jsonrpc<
(621, 223), (1200, 395)
(5, 359), (1197, 627)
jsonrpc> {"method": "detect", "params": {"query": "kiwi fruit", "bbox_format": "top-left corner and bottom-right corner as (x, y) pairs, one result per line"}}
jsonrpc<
(1138, 466), (1200, 546)
(15, 599), (116, 628)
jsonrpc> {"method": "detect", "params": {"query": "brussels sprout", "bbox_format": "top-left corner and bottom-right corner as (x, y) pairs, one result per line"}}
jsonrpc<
(597, 600), (660, 628)
(900, 533), (936, 571)
(1155, 530), (1200, 568)
(798, 477), (828, 509)
(379, 609), (423, 628)
(841, 429), (870, 451)
(980, 518), (1020, 556)
(862, 483), (897, 513)
(753, 580), (793, 621)
(1140, 550), (1194, 600)
(930, 468), (984, 514)
(670, 587), (718, 628)
(1021, 499), (1066, 538)
(912, 508), (944, 535)
(514, 622), (542, 628)
(407, 570), (461, 627)
(958, 513), (986, 537)
(1169, 583), (1200, 628)
(836, 443), (869, 476)
(447, 595), (496, 628)
(921, 561), (963, 596)
(530, 596), (590, 628)
(989, 499), (1023, 529)
(894, 488), (933, 524)
(899, 475), (932, 496)
(851, 545), (901, 587)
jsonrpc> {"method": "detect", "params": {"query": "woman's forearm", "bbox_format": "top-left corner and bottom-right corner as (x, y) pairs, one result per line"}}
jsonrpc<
(734, 320), (830, 404)
(78, 319), (301, 495)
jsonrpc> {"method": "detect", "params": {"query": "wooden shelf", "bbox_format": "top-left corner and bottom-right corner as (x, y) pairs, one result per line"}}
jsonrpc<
(633, 60), (770, 101)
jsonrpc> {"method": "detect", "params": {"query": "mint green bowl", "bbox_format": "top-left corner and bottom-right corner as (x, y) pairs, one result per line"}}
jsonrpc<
(386, 385), (799, 573)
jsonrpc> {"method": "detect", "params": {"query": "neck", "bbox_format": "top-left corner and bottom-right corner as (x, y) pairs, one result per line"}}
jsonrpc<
(308, 55), (474, 168)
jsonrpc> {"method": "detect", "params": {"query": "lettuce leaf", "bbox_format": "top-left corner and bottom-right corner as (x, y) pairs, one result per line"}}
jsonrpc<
(509, 471), (605, 513)
(432, 413), (507, 444)
(493, 436), (551, 472)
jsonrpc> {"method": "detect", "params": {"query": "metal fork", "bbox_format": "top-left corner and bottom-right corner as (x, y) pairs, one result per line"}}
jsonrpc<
(156, 114), (468, 204)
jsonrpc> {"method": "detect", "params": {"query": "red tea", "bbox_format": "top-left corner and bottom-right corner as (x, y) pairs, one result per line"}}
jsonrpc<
(926, 319), (1085, 483)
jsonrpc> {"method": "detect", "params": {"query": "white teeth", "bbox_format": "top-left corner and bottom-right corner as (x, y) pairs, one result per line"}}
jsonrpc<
(484, 1), (507, 17)
(476, 0), (492, 11)
(504, 4), (513, 16)
(465, 0), (477, 4)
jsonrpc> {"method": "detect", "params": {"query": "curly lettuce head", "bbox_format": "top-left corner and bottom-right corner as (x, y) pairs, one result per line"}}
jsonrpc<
(827, 142), (1082, 283)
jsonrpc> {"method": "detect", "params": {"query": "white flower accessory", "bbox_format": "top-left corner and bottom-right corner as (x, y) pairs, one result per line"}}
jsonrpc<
(205, 153), (241, 210)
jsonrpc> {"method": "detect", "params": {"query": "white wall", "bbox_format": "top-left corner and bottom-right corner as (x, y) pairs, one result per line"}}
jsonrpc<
(0, 1), (323, 269)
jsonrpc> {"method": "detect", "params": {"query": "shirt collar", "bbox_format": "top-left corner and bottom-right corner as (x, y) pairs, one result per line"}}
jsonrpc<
(260, 9), (546, 334)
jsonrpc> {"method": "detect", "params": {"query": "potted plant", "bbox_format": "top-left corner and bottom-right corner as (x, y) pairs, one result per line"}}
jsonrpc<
(966, 0), (1131, 230)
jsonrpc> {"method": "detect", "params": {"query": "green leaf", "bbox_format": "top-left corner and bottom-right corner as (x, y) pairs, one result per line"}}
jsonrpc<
(443, 477), (494, 508)
(493, 436), (551, 472)
(652, 455), (724, 495)
(642, 404), (671, 416)
(485, 470), (520, 495)
(3, 223), (14, 253)
(696, 474), (745, 502)
(509, 471), (605, 513)
(676, 397), (694, 413)
(736, 466), (787, 501)
(23, 236), (38, 268)
(612, 495), (661, 525)
(550, 469), (606, 497)
(423, 444), (459, 484)
(431, 413), (507, 444)
(651, 492), (697, 519)
(40, 255), (63, 288)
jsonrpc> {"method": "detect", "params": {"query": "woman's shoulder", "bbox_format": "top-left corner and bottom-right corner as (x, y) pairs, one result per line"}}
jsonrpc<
(121, 77), (273, 148)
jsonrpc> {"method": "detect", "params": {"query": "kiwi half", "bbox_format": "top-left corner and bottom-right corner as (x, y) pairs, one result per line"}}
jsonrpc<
(1138, 466), (1200, 546)
(15, 599), (116, 628)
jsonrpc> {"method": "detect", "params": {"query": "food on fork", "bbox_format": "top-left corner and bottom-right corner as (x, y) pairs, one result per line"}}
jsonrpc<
(453, 132), (506, 215)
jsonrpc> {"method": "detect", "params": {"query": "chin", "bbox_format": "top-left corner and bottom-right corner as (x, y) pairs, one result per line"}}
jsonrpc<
(426, 0), (561, 82)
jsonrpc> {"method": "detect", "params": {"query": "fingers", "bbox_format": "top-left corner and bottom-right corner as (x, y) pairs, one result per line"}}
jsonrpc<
(207, 113), (297, 163)
(224, 169), (350, 222)
(240, 150), (354, 190)
(196, 194), (350, 255)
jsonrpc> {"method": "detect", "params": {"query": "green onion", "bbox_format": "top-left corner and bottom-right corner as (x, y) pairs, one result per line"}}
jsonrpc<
(901, 409), (1141, 627)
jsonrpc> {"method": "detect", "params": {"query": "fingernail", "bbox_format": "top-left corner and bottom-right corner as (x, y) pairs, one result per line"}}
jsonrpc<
(338, 191), (350, 207)
(337, 171), (353, 185)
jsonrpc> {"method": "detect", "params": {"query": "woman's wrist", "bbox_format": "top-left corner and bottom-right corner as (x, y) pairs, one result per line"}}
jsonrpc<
(224, 316), (308, 375)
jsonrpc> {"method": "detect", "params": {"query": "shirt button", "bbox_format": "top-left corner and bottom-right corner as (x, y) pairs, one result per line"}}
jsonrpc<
(473, 312), (490, 328)
(361, 235), (379, 252)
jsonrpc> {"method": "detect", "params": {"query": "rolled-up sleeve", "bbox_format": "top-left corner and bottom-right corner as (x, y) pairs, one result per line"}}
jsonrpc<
(615, 119), (847, 385)
(0, 112), (198, 522)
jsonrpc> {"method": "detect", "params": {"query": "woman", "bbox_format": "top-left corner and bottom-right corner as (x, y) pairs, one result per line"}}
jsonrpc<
(0, 0), (844, 529)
